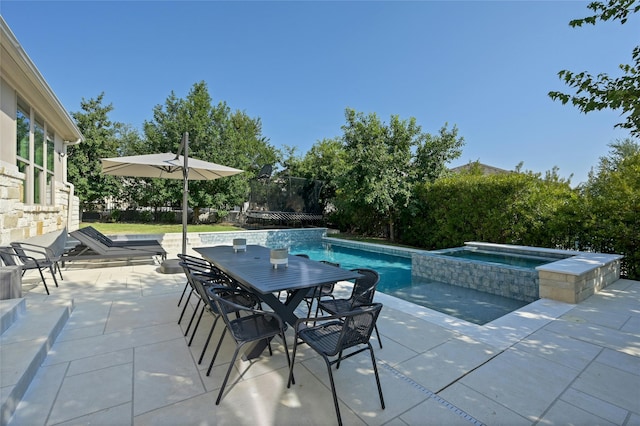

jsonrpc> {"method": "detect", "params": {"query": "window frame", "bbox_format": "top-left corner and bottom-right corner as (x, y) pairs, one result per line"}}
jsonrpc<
(15, 98), (57, 206)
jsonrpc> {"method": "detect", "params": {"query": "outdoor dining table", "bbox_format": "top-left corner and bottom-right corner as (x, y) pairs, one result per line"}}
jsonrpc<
(194, 244), (361, 358)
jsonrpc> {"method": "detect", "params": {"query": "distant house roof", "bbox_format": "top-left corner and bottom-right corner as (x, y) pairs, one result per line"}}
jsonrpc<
(450, 162), (510, 176)
(0, 16), (83, 144)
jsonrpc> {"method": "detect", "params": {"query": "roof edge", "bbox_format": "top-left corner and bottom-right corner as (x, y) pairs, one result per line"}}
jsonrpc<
(1, 16), (84, 143)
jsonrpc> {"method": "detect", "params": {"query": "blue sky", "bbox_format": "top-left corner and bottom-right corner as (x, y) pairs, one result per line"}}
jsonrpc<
(2, 1), (637, 184)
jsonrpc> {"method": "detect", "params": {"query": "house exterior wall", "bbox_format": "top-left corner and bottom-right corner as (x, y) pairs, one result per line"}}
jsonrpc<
(0, 17), (83, 245)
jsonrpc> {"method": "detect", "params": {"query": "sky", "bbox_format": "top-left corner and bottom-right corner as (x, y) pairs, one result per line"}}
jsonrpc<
(2, 1), (637, 185)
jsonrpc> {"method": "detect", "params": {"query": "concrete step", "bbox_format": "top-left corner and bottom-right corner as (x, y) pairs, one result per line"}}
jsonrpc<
(0, 299), (26, 335)
(0, 298), (73, 425)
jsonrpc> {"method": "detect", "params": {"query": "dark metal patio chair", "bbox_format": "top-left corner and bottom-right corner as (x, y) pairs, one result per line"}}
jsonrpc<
(207, 287), (293, 404)
(179, 260), (260, 365)
(287, 303), (385, 426)
(177, 253), (213, 311)
(307, 260), (340, 315)
(317, 268), (384, 348)
(0, 246), (58, 295)
(294, 259), (341, 318)
(284, 255), (339, 317)
(177, 254), (235, 337)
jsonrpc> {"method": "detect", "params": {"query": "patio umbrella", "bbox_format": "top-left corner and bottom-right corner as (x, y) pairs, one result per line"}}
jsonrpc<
(101, 132), (244, 258)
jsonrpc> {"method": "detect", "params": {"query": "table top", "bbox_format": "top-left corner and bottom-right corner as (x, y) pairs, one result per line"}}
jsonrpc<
(195, 245), (361, 294)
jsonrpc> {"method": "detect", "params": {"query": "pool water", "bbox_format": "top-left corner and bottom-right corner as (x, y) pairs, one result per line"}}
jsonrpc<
(288, 242), (528, 325)
(290, 242), (412, 293)
(442, 249), (556, 269)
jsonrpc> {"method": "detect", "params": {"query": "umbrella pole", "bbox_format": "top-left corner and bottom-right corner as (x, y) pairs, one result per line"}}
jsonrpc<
(182, 132), (189, 256)
(159, 132), (190, 273)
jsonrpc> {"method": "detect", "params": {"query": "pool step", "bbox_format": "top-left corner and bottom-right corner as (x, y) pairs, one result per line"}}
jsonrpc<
(0, 297), (74, 425)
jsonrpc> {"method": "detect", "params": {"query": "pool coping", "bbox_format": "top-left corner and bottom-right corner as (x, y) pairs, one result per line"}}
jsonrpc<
(322, 237), (426, 259)
(465, 241), (624, 276)
(367, 284), (575, 352)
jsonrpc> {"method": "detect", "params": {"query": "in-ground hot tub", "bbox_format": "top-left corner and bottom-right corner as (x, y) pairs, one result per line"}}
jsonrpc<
(412, 242), (623, 304)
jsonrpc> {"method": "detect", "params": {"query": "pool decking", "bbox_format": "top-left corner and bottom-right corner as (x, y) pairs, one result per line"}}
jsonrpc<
(3, 253), (639, 425)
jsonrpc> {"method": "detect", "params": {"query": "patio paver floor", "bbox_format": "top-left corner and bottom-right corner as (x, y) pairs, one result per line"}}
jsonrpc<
(6, 255), (639, 425)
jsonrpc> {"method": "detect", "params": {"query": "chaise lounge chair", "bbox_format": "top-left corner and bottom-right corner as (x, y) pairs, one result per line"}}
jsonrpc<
(63, 227), (167, 263)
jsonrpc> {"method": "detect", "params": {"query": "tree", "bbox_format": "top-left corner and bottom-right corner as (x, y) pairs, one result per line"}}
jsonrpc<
(140, 89), (193, 217)
(579, 139), (640, 278)
(336, 108), (463, 240)
(68, 93), (122, 210)
(116, 124), (145, 157)
(548, 0), (640, 136)
(290, 138), (347, 212)
(206, 107), (278, 215)
(413, 124), (465, 182)
(142, 81), (277, 222)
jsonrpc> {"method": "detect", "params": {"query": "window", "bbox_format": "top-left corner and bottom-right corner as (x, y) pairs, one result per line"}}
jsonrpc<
(15, 99), (57, 205)
(16, 103), (30, 203)
(34, 118), (45, 204)
(46, 132), (55, 204)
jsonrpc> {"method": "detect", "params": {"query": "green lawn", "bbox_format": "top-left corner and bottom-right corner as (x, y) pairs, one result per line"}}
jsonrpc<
(81, 222), (242, 235)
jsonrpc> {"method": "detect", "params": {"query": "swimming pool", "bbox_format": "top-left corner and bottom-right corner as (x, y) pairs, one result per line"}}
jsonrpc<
(287, 241), (528, 325)
(289, 242), (412, 293)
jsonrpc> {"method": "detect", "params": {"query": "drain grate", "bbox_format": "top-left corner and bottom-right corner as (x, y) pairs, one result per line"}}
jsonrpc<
(381, 362), (486, 426)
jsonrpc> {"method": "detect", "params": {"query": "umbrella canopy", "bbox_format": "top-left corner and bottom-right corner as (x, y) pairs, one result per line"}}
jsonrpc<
(100, 133), (243, 258)
(101, 153), (242, 181)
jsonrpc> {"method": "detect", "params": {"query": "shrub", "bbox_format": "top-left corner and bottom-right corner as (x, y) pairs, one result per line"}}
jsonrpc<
(577, 143), (640, 279)
(109, 209), (121, 223)
(139, 210), (153, 223)
(399, 171), (577, 250)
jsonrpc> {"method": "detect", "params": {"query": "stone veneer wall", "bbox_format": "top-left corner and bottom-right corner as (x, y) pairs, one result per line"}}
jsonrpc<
(321, 237), (419, 259)
(0, 164), (79, 245)
(412, 251), (540, 302)
(107, 229), (329, 257)
(538, 258), (621, 304)
(196, 228), (327, 248)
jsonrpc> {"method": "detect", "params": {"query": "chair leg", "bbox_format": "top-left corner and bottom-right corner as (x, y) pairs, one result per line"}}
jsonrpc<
(281, 330), (294, 385)
(287, 334), (299, 388)
(55, 262), (64, 280)
(368, 343), (385, 409)
(215, 331), (292, 405)
(305, 297), (315, 318)
(198, 316), (221, 364)
(188, 305), (206, 346)
(374, 324), (383, 349)
(215, 344), (242, 405)
(324, 355), (343, 426)
(178, 289), (194, 324)
(177, 281), (189, 306)
(184, 299), (202, 337)
(48, 266), (59, 287)
(207, 327), (227, 376)
(35, 269), (50, 295)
